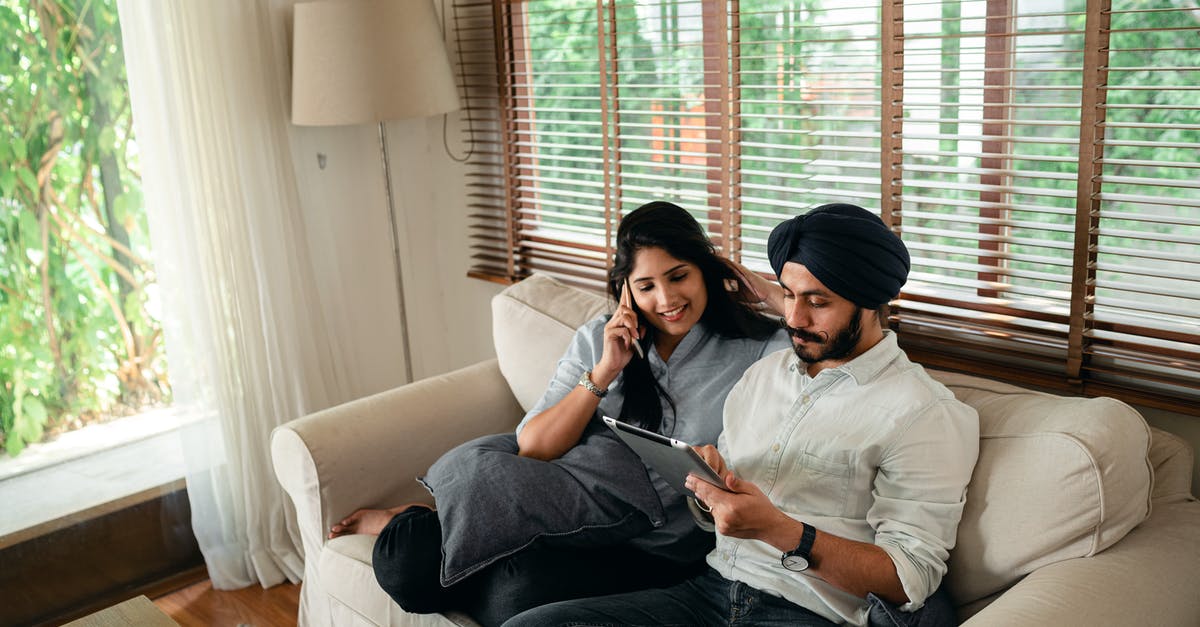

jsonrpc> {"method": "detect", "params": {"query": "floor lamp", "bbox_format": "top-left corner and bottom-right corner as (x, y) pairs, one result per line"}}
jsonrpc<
(291, 0), (461, 383)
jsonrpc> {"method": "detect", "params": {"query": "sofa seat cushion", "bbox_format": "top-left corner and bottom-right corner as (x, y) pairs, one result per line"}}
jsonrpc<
(928, 371), (1153, 605)
(320, 535), (478, 626)
(319, 535), (398, 624)
(958, 500), (1200, 625)
(492, 274), (610, 412)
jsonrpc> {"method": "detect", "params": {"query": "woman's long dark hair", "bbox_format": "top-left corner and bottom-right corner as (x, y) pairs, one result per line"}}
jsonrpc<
(607, 201), (778, 433)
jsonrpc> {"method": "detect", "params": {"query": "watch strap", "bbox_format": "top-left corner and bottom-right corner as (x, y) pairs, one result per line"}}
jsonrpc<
(578, 370), (608, 398)
(782, 522), (816, 568)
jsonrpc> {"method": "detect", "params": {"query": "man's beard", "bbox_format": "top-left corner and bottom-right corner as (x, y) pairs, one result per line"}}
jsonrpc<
(782, 308), (864, 365)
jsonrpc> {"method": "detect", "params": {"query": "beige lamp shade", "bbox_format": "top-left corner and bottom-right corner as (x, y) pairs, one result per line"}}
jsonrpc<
(291, 0), (461, 125)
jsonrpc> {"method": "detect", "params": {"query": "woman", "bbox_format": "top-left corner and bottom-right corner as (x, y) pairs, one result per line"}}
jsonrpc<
(331, 201), (790, 625)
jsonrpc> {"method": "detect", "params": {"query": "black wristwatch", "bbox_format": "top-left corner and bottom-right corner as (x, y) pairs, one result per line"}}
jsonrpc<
(781, 522), (816, 572)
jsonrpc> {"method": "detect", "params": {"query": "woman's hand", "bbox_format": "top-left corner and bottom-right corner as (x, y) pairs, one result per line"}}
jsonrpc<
(593, 280), (643, 387)
(519, 282), (642, 460)
(721, 257), (785, 316)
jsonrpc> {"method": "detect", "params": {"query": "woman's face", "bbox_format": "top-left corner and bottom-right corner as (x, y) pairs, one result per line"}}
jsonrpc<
(627, 246), (708, 343)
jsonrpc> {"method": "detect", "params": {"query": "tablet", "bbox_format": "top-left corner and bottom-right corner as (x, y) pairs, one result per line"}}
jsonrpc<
(602, 416), (728, 496)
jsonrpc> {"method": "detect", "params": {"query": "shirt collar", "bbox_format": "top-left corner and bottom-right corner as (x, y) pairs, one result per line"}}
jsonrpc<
(836, 329), (900, 385)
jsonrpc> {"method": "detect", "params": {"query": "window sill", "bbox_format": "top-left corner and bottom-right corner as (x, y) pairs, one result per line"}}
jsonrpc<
(0, 408), (197, 549)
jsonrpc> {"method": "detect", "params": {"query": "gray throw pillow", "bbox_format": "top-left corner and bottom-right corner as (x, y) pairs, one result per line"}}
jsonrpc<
(421, 421), (666, 585)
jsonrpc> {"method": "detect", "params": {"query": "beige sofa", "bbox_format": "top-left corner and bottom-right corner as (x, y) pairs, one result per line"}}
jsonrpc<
(271, 273), (1200, 626)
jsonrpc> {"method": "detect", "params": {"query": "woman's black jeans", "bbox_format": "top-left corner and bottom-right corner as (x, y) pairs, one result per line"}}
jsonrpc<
(372, 506), (710, 627)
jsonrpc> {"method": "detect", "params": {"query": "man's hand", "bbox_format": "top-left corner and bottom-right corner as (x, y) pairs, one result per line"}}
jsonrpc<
(688, 470), (911, 606)
(691, 444), (729, 478)
(685, 470), (792, 542)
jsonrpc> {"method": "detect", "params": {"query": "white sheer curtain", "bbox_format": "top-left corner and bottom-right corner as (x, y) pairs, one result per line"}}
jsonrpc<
(117, 0), (353, 589)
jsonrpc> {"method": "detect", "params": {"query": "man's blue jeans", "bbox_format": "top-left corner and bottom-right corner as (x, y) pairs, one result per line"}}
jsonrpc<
(502, 566), (958, 627)
(502, 567), (836, 626)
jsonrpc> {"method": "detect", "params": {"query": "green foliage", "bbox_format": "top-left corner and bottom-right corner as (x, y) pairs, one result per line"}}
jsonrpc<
(0, 0), (168, 456)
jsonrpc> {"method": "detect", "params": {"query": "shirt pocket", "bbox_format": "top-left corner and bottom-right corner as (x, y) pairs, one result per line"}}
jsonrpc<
(780, 448), (856, 518)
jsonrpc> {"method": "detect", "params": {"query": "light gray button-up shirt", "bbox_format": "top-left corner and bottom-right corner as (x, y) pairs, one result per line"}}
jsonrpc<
(710, 331), (979, 625)
(519, 314), (790, 558)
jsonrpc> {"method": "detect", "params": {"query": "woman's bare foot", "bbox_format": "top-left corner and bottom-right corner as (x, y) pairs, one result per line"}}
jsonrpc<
(328, 503), (433, 539)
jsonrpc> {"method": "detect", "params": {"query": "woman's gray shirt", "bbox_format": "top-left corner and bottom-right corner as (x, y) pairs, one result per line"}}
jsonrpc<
(517, 314), (790, 558)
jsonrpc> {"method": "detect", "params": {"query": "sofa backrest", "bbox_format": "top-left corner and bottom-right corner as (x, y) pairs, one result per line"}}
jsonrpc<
(490, 274), (1156, 608)
(929, 370), (1153, 606)
(492, 274), (610, 412)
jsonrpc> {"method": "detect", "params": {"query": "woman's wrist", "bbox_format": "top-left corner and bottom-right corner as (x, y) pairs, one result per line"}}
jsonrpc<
(590, 362), (621, 390)
(763, 285), (786, 316)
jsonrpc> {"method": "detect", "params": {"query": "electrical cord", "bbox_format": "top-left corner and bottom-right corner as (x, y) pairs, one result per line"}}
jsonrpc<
(441, 0), (475, 163)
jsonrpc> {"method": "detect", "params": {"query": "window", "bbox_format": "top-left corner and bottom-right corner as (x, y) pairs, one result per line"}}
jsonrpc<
(2, 0), (169, 455)
(455, 0), (1200, 413)
(2, 2), (197, 621)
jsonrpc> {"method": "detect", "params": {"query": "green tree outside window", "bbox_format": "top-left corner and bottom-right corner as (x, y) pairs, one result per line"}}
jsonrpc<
(1, 0), (167, 457)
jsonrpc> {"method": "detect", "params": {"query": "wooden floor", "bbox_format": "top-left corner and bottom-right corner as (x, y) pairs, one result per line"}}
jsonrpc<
(152, 578), (301, 627)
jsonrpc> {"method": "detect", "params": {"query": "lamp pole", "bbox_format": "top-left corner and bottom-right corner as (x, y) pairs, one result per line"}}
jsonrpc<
(378, 121), (414, 383)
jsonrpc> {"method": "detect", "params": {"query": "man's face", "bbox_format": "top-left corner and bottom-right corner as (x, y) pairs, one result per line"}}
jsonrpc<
(778, 262), (866, 366)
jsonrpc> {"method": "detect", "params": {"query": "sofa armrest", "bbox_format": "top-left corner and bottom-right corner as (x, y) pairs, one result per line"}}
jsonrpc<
(961, 500), (1200, 626)
(270, 358), (524, 563)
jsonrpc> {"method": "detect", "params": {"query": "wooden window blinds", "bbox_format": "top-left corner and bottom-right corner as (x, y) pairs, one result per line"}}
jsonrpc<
(452, 0), (1200, 414)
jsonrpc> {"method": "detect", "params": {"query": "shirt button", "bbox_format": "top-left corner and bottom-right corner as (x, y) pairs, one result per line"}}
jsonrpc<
(772, 443), (780, 452)
(801, 395), (810, 404)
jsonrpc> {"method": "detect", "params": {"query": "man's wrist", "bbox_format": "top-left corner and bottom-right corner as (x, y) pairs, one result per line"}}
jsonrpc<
(781, 522), (817, 572)
(765, 513), (810, 553)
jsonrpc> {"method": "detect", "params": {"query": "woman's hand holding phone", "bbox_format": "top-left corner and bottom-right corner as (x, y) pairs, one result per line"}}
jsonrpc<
(595, 280), (644, 386)
(623, 280), (646, 359)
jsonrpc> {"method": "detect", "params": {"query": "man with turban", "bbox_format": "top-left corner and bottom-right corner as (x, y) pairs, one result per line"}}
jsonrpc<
(506, 204), (979, 627)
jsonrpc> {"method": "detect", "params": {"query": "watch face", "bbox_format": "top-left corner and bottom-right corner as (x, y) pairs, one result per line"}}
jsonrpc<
(782, 553), (810, 572)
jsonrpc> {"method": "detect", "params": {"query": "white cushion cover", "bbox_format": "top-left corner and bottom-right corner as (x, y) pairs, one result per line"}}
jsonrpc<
(929, 371), (1153, 604)
(491, 274), (609, 412)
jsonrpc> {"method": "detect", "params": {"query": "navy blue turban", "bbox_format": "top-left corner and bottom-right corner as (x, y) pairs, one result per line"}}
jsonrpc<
(767, 203), (910, 308)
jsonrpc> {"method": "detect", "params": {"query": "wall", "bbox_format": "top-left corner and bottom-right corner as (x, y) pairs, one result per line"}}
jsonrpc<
(288, 123), (404, 398)
(279, 0), (499, 401)
(288, 111), (500, 399)
(387, 115), (504, 379)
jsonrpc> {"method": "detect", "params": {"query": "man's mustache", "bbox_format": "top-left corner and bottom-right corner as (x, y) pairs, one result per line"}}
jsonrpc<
(778, 318), (827, 344)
